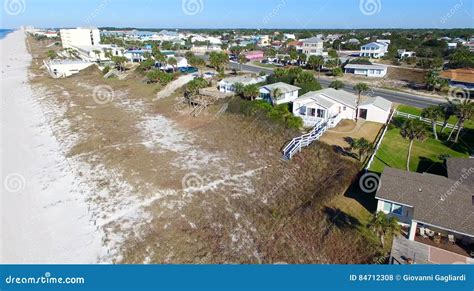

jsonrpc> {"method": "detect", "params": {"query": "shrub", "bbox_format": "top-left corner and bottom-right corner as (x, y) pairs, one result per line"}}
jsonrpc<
(102, 65), (110, 75)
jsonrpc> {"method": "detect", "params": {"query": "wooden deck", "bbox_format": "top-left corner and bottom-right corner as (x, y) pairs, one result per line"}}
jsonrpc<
(390, 235), (474, 264)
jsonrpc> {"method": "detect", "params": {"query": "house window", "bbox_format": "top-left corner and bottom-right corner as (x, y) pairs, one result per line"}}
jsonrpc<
(392, 204), (403, 215)
(317, 109), (325, 118)
(299, 106), (306, 115)
(382, 201), (404, 216)
(308, 108), (316, 117)
(343, 106), (346, 111)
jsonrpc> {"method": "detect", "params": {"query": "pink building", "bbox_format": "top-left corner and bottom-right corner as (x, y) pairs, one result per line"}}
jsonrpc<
(244, 50), (264, 60)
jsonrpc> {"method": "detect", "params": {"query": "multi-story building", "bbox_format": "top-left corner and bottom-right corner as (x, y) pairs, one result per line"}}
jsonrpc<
(301, 37), (324, 56)
(359, 41), (389, 58)
(60, 27), (101, 49)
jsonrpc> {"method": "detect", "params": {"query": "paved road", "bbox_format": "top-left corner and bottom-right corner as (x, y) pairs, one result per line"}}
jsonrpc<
(226, 62), (444, 108)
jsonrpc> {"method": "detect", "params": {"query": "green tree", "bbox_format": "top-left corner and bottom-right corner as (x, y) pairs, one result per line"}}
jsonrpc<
(350, 138), (374, 161)
(353, 83), (370, 121)
(233, 82), (244, 96)
(242, 84), (259, 101)
(421, 105), (442, 140)
(111, 56), (127, 72)
(369, 212), (401, 248)
(400, 119), (427, 171)
(238, 54), (248, 70)
(189, 56), (206, 76)
(168, 57), (177, 72)
(307, 55), (325, 80)
(209, 51), (229, 72)
(447, 99), (474, 143)
(329, 80), (345, 90)
(270, 88), (283, 105)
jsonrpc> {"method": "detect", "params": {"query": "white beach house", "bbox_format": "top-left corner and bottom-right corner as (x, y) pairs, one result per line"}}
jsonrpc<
(292, 88), (392, 127)
(44, 59), (94, 78)
(292, 88), (357, 127)
(344, 64), (388, 77)
(258, 82), (300, 105)
(359, 41), (389, 58)
(217, 75), (266, 93)
(376, 159), (474, 264)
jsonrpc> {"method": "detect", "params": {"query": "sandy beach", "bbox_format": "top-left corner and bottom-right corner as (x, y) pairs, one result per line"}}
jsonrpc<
(0, 30), (103, 263)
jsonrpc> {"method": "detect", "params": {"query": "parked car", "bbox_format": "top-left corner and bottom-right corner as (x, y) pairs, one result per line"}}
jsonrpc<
(180, 66), (198, 74)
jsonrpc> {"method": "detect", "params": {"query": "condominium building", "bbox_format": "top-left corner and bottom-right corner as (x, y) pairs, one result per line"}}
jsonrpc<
(60, 27), (101, 48)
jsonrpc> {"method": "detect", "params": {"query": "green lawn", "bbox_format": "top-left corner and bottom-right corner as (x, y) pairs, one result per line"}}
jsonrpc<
(370, 106), (472, 174)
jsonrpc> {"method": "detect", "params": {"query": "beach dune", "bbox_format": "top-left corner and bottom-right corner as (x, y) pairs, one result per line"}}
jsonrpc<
(0, 30), (102, 263)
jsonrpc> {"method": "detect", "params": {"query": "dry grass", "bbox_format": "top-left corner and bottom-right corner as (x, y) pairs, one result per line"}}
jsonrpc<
(26, 36), (381, 264)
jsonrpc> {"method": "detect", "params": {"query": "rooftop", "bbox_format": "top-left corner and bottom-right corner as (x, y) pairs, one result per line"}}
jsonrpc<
(360, 96), (392, 111)
(344, 63), (388, 70)
(440, 68), (474, 84)
(375, 166), (474, 237)
(295, 88), (358, 109)
(260, 82), (301, 94)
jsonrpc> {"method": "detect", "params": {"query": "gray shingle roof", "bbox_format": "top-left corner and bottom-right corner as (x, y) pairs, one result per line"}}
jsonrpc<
(294, 88), (357, 109)
(375, 167), (474, 236)
(446, 158), (474, 187)
(360, 96), (392, 111)
(344, 64), (388, 70)
(260, 82), (301, 94)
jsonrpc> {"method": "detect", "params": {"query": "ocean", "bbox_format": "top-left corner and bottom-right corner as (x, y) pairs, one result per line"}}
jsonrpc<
(0, 29), (14, 39)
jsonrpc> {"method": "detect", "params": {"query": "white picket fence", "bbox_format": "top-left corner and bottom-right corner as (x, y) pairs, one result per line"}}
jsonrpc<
(394, 111), (458, 130)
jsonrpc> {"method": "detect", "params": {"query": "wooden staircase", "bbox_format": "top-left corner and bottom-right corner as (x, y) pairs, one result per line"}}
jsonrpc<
(282, 120), (329, 160)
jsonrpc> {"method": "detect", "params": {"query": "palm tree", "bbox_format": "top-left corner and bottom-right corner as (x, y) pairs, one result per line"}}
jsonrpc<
(421, 105), (442, 140)
(400, 119), (427, 171)
(238, 54), (248, 71)
(353, 83), (369, 121)
(307, 55), (324, 80)
(350, 138), (374, 161)
(168, 57), (177, 72)
(189, 56), (206, 77)
(243, 84), (259, 101)
(270, 88), (283, 105)
(233, 82), (244, 97)
(329, 80), (345, 90)
(439, 101), (455, 133)
(92, 49), (102, 62)
(447, 99), (474, 143)
(369, 212), (401, 248)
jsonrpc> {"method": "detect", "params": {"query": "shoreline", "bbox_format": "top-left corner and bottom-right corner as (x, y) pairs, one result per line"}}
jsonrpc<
(1, 30), (103, 263)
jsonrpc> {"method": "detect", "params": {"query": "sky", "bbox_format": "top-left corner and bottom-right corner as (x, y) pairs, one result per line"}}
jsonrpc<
(1, 0), (473, 29)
